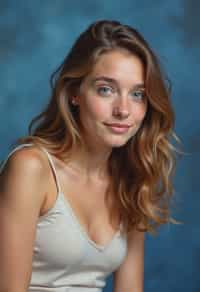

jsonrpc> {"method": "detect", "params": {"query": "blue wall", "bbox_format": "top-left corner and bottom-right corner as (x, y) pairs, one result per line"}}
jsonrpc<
(0, 1), (199, 291)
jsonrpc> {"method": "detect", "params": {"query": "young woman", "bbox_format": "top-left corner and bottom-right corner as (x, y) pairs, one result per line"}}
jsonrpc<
(0, 20), (180, 292)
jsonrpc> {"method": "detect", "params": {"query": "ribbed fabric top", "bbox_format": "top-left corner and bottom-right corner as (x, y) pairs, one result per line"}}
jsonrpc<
(0, 144), (128, 292)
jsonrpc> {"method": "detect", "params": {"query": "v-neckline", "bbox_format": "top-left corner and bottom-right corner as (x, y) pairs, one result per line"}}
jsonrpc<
(59, 191), (122, 252)
(36, 145), (122, 252)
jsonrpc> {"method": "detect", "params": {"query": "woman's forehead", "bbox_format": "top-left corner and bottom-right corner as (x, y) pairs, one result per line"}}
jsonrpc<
(86, 50), (145, 87)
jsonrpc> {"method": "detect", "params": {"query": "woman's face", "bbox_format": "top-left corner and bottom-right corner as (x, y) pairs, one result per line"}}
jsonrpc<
(76, 49), (148, 149)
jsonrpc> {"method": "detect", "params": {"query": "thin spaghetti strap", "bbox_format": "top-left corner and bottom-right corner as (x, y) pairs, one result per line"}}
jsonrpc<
(0, 143), (34, 173)
(39, 147), (61, 195)
(0, 143), (61, 195)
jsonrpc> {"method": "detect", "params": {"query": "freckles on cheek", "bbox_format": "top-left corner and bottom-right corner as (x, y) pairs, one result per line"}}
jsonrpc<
(139, 103), (148, 118)
(134, 108), (147, 126)
(87, 99), (108, 120)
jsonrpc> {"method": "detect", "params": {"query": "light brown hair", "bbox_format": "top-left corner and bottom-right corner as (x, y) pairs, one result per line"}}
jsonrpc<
(16, 20), (182, 235)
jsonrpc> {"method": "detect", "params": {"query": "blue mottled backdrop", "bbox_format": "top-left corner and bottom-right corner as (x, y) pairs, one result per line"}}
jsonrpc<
(0, 0), (199, 291)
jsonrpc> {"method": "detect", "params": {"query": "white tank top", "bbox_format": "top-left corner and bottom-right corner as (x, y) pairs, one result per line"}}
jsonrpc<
(0, 143), (128, 292)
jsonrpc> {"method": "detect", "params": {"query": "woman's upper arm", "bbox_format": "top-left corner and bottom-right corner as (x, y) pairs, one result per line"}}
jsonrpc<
(113, 228), (145, 292)
(0, 148), (47, 292)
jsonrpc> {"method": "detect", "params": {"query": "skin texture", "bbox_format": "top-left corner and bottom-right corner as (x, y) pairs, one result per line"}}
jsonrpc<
(70, 49), (148, 180)
(79, 50), (147, 146)
(0, 50), (147, 292)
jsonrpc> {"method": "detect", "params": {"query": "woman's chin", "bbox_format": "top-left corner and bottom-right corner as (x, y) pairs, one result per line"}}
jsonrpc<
(105, 136), (130, 148)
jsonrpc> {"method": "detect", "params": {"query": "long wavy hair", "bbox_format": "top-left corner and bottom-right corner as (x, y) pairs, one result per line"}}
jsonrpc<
(16, 20), (182, 235)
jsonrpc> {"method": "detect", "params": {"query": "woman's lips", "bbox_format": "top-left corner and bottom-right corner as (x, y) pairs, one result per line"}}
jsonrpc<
(104, 123), (130, 134)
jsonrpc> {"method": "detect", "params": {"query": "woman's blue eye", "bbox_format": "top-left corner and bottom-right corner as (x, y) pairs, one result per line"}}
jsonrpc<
(97, 86), (113, 96)
(131, 90), (146, 101)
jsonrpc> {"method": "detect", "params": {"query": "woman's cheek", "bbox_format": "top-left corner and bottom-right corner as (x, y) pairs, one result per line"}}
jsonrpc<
(87, 97), (110, 119)
(134, 103), (147, 121)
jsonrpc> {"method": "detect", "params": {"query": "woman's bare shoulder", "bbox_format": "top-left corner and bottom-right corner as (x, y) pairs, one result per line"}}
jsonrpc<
(0, 144), (51, 207)
(1, 144), (50, 177)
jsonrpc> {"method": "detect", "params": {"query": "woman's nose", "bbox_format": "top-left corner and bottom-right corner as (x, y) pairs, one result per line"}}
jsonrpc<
(112, 96), (130, 118)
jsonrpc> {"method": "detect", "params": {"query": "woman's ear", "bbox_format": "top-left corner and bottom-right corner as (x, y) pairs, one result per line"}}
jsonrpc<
(70, 96), (79, 106)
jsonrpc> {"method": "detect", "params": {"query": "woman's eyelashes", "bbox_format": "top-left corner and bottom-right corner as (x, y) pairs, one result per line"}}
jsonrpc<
(131, 90), (146, 101)
(96, 85), (146, 101)
(97, 85), (114, 96)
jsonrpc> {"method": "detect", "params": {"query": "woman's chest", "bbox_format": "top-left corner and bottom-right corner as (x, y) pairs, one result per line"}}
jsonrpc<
(34, 201), (127, 275)
(43, 163), (120, 248)
(34, 158), (127, 275)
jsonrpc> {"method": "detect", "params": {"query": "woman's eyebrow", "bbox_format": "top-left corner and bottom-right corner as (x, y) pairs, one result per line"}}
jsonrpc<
(91, 76), (145, 89)
(91, 76), (118, 85)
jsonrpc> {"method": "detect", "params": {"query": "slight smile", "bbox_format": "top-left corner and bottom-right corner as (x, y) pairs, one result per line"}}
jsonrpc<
(104, 123), (131, 134)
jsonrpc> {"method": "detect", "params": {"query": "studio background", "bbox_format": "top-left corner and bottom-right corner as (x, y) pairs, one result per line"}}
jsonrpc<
(0, 1), (199, 291)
